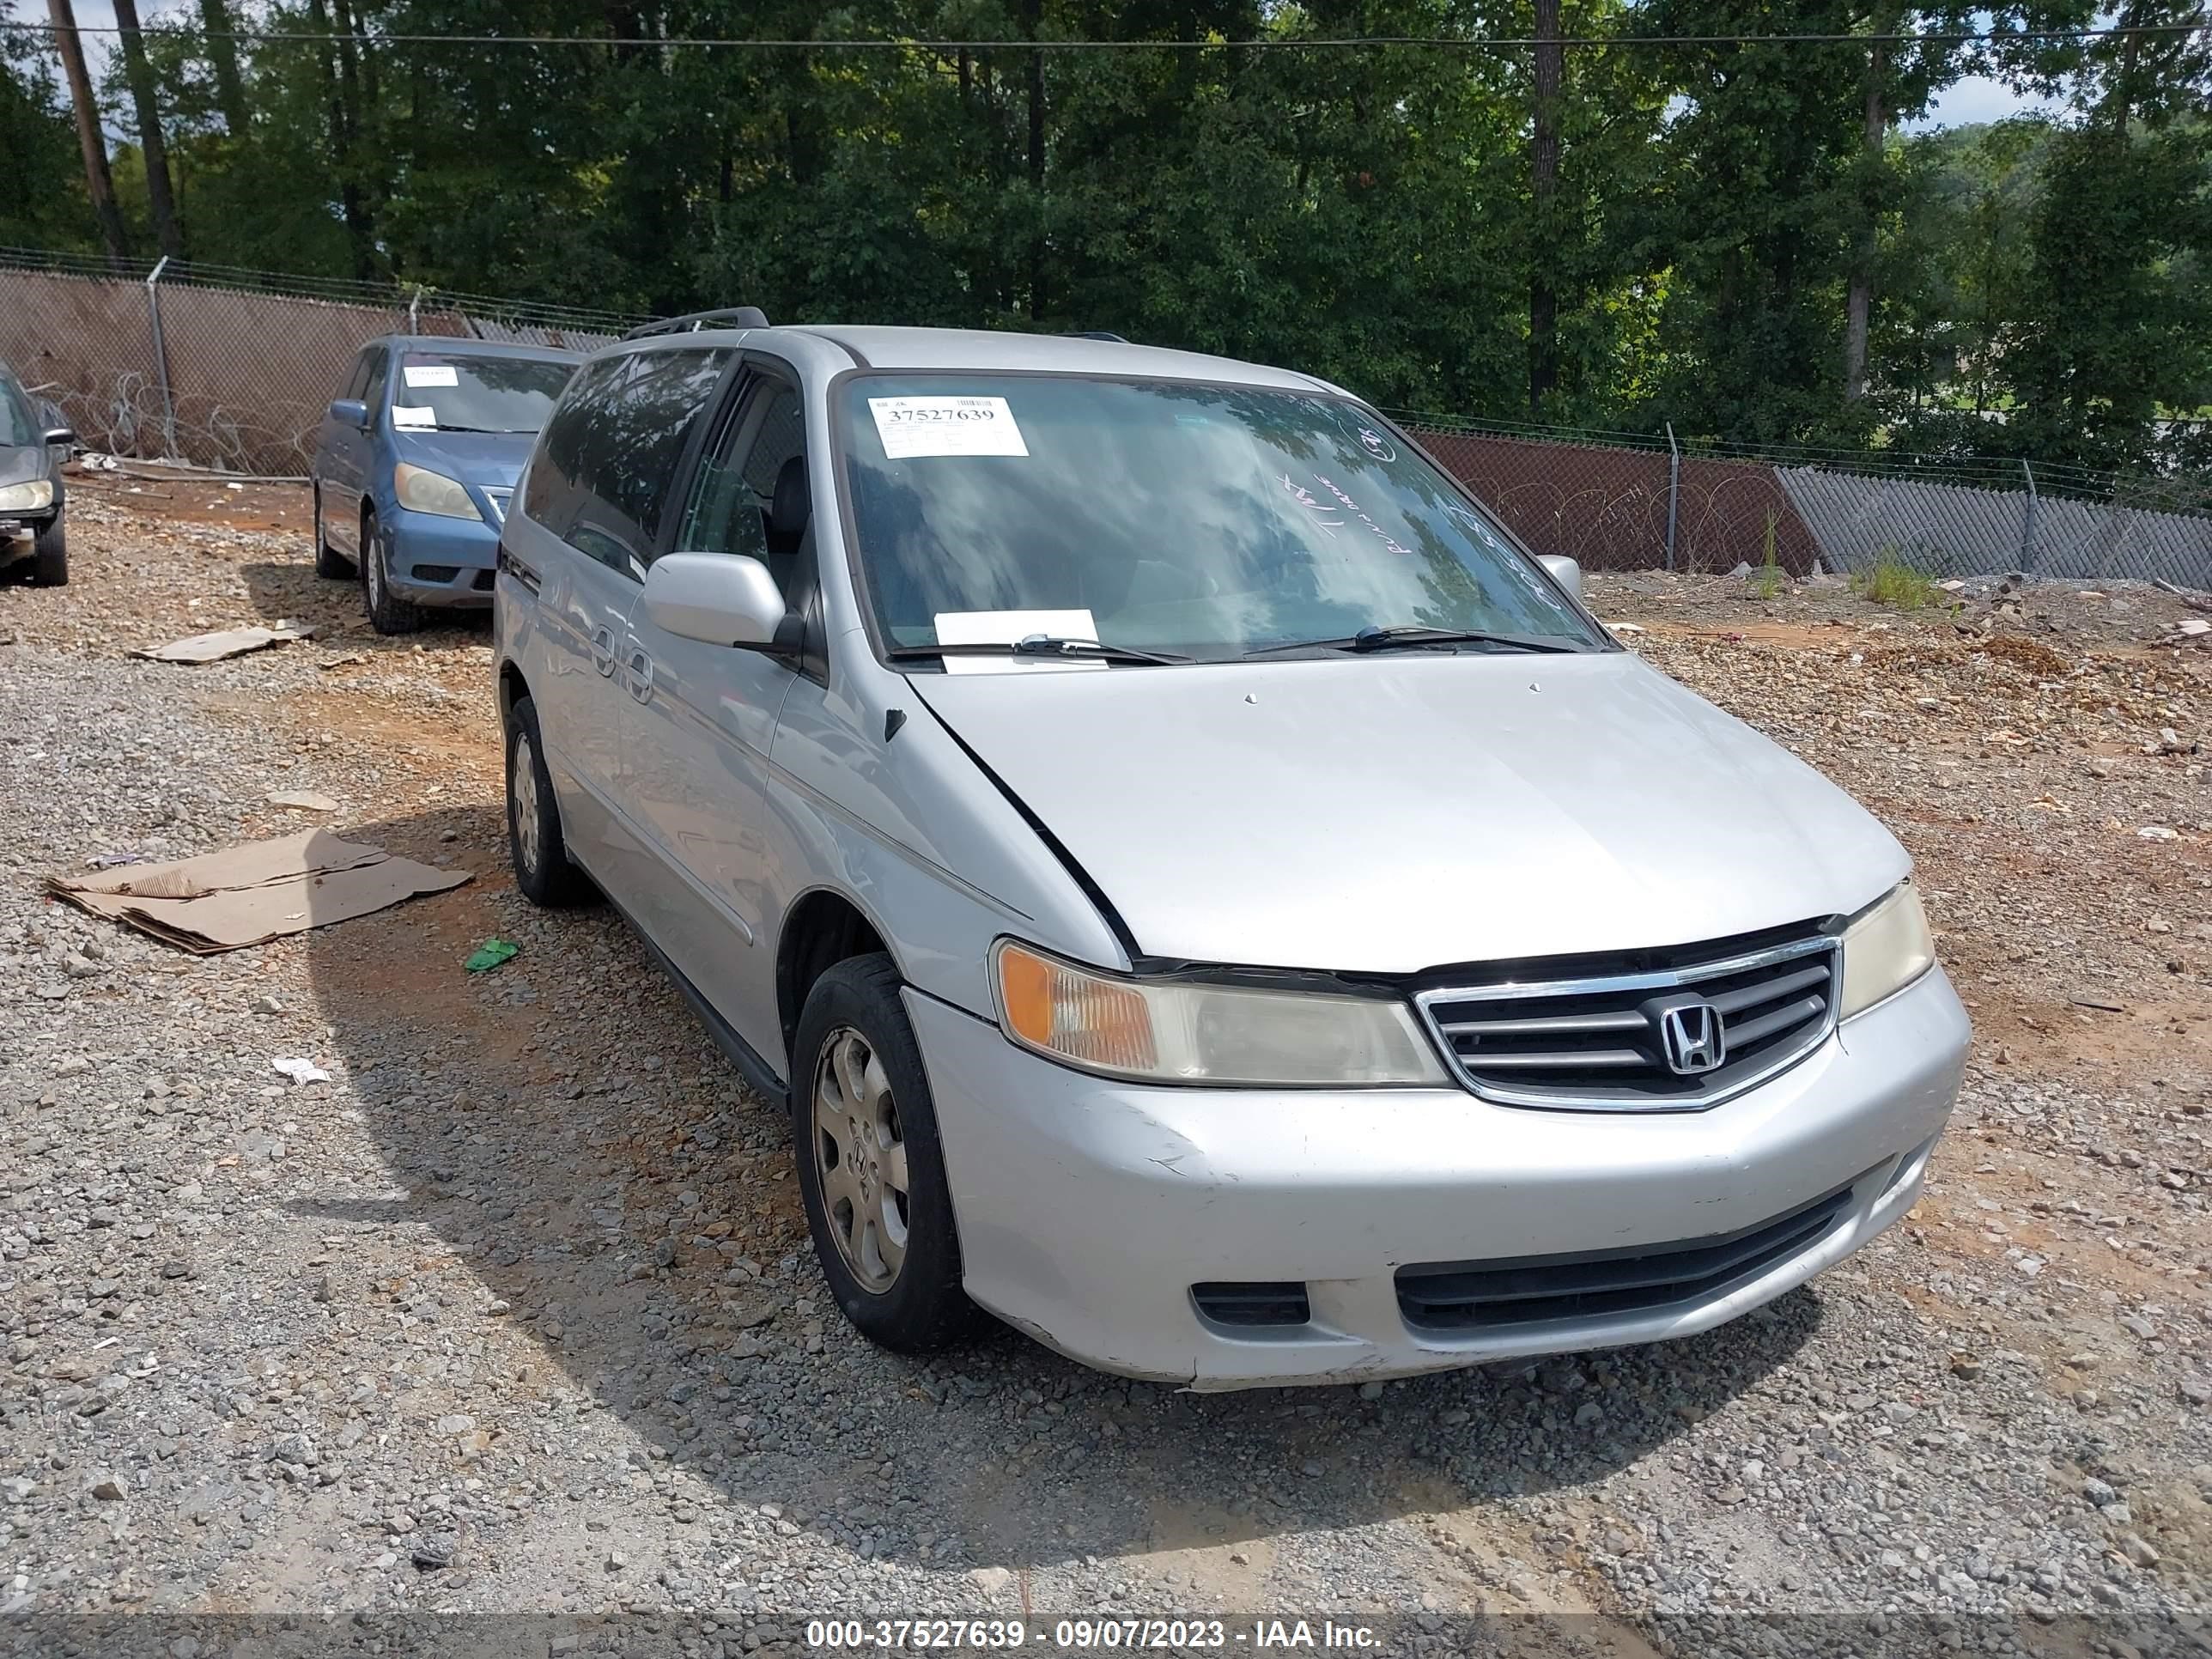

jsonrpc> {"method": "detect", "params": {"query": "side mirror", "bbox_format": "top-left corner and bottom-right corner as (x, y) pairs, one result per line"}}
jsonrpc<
(40, 426), (75, 447)
(1539, 554), (1582, 602)
(643, 552), (787, 648)
(329, 398), (369, 428)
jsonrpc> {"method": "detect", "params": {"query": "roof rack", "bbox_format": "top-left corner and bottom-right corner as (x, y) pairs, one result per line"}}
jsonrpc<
(622, 306), (770, 341)
(1063, 330), (1129, 343)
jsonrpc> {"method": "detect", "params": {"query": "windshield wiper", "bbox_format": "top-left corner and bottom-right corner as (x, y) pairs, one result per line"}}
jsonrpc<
(887, 635), (1192, 667)
(416, 423), (534, 434)
(1244, 625), (1577, 658)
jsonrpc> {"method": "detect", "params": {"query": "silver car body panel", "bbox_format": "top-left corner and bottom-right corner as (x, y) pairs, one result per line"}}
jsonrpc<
(909, 964), (1966, 1388)
(909, 652), (1909, 974)
(495, 322), (1966, 1384)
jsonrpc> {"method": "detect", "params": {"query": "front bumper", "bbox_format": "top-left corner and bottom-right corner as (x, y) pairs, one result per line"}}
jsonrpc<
(910, 968), (1969, 1389)
(0, 509), (56, 562)
(384, 505), (500, 607)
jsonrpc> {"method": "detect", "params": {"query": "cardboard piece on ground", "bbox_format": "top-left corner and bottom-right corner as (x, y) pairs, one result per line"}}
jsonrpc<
(46, 830), (469, 953)
(131, 622), (316, 664)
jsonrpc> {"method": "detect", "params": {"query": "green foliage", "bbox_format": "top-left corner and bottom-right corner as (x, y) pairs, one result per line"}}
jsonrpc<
(0, 31), (92, 252)
(1751, 514), (1784, 599)
(1851, 548), (1942, 610)
(16, 0), (2212, 479)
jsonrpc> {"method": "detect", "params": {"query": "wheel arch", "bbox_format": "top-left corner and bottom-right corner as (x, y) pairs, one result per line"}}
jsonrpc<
(776, 887), (896, 1073)
(496, 659), (532, 730)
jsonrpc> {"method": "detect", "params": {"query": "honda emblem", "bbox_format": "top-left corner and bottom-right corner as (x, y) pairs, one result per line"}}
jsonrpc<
(1658, 1001), (1727, 1076)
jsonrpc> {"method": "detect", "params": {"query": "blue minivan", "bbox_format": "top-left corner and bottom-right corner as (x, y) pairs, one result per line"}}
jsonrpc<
(310, 337), (580, 633)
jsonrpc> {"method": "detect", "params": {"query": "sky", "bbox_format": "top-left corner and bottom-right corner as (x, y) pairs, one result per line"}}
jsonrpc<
(1909, 71), (2067, 129)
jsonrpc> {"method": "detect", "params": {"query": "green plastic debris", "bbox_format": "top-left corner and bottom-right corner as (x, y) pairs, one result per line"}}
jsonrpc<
(465, 938), (518, 974)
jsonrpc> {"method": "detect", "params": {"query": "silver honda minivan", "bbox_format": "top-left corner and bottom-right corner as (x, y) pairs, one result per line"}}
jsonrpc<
(492, 317), (1968, 1389)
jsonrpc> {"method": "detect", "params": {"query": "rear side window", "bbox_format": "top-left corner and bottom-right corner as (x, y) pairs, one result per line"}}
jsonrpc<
(525, 348), (732, 578)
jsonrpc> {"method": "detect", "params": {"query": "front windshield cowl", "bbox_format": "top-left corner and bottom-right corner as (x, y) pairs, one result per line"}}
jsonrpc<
(834, 373), (1601, 668)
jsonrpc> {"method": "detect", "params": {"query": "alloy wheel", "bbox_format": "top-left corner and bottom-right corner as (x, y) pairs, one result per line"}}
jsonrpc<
(511, 730), (543, 878)
(811, 1027), (910, 1292)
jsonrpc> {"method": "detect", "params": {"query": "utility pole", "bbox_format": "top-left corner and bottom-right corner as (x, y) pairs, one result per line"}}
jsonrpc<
(46, 0), (132, 264)
(112, 0), (185, 258)
(1528, 0), (1564, 418)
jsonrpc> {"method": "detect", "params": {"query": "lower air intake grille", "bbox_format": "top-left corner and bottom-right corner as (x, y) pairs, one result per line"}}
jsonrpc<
(1415, 926), (1839, 1111)
(1395, 1183), (1854, 1333)
(1191, 1281), (1311, 1328)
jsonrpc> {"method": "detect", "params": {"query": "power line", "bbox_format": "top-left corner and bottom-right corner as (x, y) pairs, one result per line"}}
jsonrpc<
(12, 21), (2210, 51)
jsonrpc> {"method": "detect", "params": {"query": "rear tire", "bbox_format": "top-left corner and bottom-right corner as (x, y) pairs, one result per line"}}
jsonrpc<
(505, 695), (595, 908)
(359, 509), (423, 635)
(30, 515), (66, 586)
(313, 485), (353, 578)
(793, 955), (980, 1353)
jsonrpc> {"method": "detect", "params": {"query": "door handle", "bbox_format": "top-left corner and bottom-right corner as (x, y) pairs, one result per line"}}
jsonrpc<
(624, 644), (654, 703)
(590, 623), (618, 678)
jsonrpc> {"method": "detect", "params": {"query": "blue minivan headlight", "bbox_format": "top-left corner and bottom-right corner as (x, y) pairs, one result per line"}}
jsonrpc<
(394, 462), (482, 522)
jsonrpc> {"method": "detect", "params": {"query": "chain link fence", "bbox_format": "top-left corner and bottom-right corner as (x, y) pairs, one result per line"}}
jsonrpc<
(3, 245), (2207, 588)
(1400, 414), (2212, 588)
(0, 247), (641, 477)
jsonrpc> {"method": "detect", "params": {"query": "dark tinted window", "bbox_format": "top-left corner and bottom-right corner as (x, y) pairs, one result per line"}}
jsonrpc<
(675, 379), (809, 592)
(341, 349), (373, 401)
(526, 348), (731, 577)
(0, 376), (34, 446)
(361, 348), (391, 416)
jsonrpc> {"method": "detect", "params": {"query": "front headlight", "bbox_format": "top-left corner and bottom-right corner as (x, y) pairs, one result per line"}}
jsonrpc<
(0, 479), (55, 514)
(993, 939), (1449, 1086)
(1838, 879), (1936, 1019)
(393, 462), (482, 521)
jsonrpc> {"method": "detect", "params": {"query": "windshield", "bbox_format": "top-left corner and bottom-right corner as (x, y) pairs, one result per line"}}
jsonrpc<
(0, 377), (35, 447)
(391, 353), (576, 434)
(836, 375), (1601, 663)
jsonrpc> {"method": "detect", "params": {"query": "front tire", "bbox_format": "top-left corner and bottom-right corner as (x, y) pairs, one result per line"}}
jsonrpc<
(313, 485), (353, 578)
(360, 510), (423, 635)
(505, 696), (594, 908)
(31, 515), (66, 586)
(793, 955), (978, 1352)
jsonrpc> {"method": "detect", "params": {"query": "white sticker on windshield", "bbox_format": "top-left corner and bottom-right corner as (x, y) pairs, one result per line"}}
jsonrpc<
(870, 396), (1028, 460)
(403, 364), (459, 388)
(933, 608), (1101, 675)
(392, 404), (435, 428)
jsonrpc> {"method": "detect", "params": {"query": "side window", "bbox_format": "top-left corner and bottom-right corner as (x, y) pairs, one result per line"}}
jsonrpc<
(360, 348), (391, 416)
(523, 356), (626, 540)
(341, 349), (373, 401)
(544, 348), (731, 580)
(674, 379), (811, 598)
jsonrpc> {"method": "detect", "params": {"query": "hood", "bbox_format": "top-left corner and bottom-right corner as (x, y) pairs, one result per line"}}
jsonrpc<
(391, 427), (535, 488)
(0, 443), (50, 490)
(913, 652), (1907, 975)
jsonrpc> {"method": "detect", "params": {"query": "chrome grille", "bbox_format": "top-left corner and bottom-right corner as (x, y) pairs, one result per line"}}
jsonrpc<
(1415, 929), (1839, 1112)
(483, 487), (513, 525)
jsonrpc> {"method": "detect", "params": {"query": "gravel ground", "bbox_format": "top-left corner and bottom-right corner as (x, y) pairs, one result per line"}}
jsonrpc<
(3, 479), (2210, 1656)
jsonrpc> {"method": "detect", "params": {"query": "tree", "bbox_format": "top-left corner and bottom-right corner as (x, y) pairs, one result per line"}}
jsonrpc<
(0, 28), (93, 251)
(198, 0), (252, 137)
(44, 0), (130, 262)
(111, 0), (185, 257)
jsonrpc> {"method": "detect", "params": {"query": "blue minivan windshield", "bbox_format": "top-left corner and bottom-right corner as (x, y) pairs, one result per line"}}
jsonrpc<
(836, 375), (1600, 663)
(392, 353), (576, 434)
